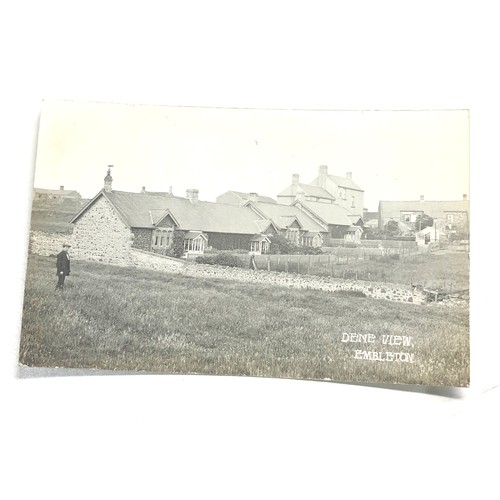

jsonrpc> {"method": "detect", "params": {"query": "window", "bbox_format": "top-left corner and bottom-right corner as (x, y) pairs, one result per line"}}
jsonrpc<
(183, 236), (206, 253)
(447, 214), (455, 223)
(403, 214), (411, 222)
(286, 228), (299, 244)
(351, 196), (355, 208)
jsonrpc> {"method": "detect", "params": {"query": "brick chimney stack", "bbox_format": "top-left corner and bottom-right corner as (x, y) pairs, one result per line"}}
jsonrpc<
(463, 194), (467, 200)
(141, 186), (146, 194)
(186, 189), (199, 204)
(60, 185), (64, 191)
(420, 195), (424, 202)
(346, 172), (352, 180)
(318, 165), (328, 188)
(104, 166), (113, 192)
(248, 192), (259, 202)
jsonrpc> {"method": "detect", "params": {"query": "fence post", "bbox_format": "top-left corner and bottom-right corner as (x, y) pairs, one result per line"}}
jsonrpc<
(308, 255), (311, 274)
(267, 255), (270, 272)
(297, 256), (300, 274)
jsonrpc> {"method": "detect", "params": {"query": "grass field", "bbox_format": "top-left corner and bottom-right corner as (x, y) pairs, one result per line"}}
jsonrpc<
(249, 250), (469, 291)
(19, 255), (470, 386)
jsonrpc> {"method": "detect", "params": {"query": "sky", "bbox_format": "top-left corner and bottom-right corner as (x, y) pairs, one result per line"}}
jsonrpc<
(34, 100), (469, 211)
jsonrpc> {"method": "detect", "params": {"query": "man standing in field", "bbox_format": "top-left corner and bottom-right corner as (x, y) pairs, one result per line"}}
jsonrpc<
(55, 243), (71, 290)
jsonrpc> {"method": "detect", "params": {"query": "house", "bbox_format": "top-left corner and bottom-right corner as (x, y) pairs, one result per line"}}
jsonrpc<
(277, 165), (364, 219)
(378, 195), (470, 235)
(344, 226), (363, 244)
(69, 168), (278, 262)
(308, 165), (364, 218)
(34, 186), (82, 203)
(291, 199), (356, 240)
(244, 200), (329, 247)
(416, 226), (446, 246)
(216, 191), (276, 205)
(277, 174), (336, 205)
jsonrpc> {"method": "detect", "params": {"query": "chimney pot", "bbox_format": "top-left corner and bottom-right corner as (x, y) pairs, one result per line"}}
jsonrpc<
(186, 188), (199, 203)
(104, 166), (113, 192)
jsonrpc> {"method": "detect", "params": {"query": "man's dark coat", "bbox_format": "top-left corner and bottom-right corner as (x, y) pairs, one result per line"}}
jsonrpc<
(56, 251), (71, 276)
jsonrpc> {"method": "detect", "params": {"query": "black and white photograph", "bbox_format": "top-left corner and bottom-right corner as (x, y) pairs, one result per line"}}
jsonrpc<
(19, 101), (470, 387)
(3, 2), (500, 499)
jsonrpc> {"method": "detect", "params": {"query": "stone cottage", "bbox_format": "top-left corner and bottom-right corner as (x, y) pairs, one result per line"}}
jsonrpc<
(70, 169), (291, 261)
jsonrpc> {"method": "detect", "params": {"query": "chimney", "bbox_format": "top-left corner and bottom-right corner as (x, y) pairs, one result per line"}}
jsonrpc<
(463, 194), (467, 201)
(169, 186), (173, 196)
(291, 174), (299, 196)
(60, 185), (64, 191)
(186, 188), (199, 204)
(248, 192), (259, 203)
(346, 172), (352, 180)
(141, 186), (146, 194)
(104, 166), (113, 192)
(420, 195), (424, 202)
(318, 165), (328, 188)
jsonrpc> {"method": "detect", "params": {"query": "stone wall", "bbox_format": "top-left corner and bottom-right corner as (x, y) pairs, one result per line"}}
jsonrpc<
(71, 196), (132, 264)
(129, 249), (186, 273)
(129, 249), (426, 304)
(131, 227), (153, 251)
(29, 231), (71, 256)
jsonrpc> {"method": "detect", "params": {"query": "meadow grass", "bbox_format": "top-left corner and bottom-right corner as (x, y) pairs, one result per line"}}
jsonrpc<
(278, 251), (469, 291)
(19, 255), (469, 386)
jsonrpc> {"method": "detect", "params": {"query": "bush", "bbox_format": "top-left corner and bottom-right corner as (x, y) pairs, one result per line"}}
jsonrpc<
(268, 235), (323, 255)
(196, 251), (243, 268)
(165, 231), (185, 258)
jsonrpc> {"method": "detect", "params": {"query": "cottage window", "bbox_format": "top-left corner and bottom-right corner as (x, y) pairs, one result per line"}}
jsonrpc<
(351, 196), (355, 208)
(286, 228), (299, 244)
(447, 214), (455, 223)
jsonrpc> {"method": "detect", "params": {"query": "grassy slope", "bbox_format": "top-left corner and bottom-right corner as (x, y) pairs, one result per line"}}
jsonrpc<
(29, 199), (89, 234)
(19, 255), (469, 386)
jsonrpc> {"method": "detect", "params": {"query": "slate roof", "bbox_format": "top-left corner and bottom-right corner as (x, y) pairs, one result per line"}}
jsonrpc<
(247, 201), (327, 232)
(219, 191), (277, 204)
(277, 183), (335, 200)
(294, 200), (353, 226)
(34, 188), (81, 197)
(325, 174), (363, 191)
(379, 200), (470, 221)
(72, 190), (269, 235)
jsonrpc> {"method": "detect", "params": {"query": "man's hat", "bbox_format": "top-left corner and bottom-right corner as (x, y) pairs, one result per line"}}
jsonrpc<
(63, 243), (72, 248)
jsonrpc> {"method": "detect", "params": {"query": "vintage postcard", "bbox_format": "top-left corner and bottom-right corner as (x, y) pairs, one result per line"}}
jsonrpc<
(19, 100), (470, 387)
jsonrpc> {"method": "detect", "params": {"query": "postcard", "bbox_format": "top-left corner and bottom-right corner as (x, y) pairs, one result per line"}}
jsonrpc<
(19, 100), (470, 387)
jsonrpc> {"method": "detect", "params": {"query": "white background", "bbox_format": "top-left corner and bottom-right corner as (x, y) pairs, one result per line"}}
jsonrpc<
(2, 1), (499, 499)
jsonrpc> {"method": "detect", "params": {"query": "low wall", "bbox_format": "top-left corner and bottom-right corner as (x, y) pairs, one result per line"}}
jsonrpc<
(28, 240), (432, 306)
(129, 249), (425, 304)
(29, 231), (73, 256)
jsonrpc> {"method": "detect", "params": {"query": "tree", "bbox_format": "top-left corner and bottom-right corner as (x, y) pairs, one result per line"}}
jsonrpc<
(415, 213), (433, 231)
(385, 219), (400, 236)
